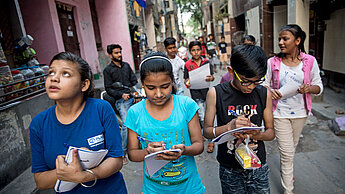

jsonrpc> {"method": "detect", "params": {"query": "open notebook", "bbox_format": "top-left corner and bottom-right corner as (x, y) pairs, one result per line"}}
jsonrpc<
(211, 126), (264, 145)
(54, 146), (108, 193)
(144, 149), (181, 177)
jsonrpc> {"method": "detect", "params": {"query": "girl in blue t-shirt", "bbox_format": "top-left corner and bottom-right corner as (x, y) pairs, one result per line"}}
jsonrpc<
(125, 52), (205, 194)
(29, 52), (127, 193)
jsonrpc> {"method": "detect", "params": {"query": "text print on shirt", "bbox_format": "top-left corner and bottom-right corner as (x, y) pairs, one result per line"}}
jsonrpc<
(228, 104), (258, 116)
(87, 134), (104, 147)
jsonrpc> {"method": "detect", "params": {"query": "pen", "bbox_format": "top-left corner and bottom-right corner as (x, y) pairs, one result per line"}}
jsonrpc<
(137, 136), (152, 143)
(228, 110), (256, 127)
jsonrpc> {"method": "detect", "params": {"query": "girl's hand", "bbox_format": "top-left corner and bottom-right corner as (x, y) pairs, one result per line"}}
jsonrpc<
(147, 141), (166, 154)
(55, 149), (84, 183)
(272, 89), (282, 100)
(205, 75), (214, 82)
(156, 144), (185, 161)
(297, 84), (310, 94)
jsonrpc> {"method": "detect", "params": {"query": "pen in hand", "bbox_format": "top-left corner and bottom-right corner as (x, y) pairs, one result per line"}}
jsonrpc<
(228, 110), (256, 127)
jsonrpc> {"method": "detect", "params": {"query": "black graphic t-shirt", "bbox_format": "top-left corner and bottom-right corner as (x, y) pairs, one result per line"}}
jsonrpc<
(215, 82), (267, 169)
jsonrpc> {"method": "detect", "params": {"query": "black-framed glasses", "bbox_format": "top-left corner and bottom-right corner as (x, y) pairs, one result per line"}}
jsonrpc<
(234, 70), (265, 86)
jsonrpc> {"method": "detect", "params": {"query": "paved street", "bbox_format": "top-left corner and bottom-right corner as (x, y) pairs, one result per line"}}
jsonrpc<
(1, 68), (345, 194)
(121, 67), (345, 194)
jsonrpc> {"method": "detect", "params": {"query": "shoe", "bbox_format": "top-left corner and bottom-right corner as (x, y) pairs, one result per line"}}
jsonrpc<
(122, 156), (129, 165)
(207, 142), (215, 153)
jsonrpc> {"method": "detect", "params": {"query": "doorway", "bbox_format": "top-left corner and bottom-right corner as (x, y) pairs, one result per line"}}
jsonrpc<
(56, 3), (80, 56)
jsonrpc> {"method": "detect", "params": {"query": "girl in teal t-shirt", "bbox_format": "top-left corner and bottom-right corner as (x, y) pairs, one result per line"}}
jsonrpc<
(125, 52), (205, 194)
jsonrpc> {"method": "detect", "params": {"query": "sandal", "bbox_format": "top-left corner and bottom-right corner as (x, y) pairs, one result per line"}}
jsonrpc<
(207, 142), (215, 153)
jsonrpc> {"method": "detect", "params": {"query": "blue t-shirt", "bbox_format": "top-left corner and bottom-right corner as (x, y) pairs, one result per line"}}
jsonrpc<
(125, 95), (205, 194)
(30, 98), (127, 194)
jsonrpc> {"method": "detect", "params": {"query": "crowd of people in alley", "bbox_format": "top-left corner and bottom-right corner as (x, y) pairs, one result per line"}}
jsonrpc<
(29, 24), (323, 194)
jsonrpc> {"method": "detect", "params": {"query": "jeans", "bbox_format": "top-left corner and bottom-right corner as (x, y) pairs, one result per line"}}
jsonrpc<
(274, 117), (306, 194)
(176, 87), (184, 95)
(219, 164), (270, 194)
(195, 99), (205, 129)
(115, 98), (134, 151)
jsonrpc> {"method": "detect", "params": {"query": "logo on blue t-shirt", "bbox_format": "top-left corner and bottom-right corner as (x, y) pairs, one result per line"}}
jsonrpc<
(87, 134), (104, 147)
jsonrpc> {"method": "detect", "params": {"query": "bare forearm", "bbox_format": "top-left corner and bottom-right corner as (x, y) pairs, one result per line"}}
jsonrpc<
(310, 85), (321, 94)
(204, 125), (229, 139)
(183, 141), (204, 156)
(254, 128), (275, 141)
(34, 170), (57, 190)
(128, 148), (148, 162)
(82, 157), (123, 183)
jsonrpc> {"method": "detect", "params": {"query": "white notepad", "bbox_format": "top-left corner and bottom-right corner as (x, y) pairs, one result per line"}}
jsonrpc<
(54, 146), (108, 192)
(144, 149), (181, 177)
(211, 126), (264, 145)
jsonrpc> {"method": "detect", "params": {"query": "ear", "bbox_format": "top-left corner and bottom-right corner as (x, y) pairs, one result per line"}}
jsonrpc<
(108, 54), (112, 58)
(81, 79), (90, 92)
(227, 66), (234, 76)
(295, 37), (301, 47)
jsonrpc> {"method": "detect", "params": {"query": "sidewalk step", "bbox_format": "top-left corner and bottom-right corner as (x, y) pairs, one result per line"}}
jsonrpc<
(0, 167), (36, 194)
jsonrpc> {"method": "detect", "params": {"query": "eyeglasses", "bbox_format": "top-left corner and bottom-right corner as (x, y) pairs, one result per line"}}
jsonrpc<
(234, 70), (265, 86)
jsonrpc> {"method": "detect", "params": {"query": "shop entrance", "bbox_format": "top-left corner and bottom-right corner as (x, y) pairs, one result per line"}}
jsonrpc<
(56, 3), (80, 56)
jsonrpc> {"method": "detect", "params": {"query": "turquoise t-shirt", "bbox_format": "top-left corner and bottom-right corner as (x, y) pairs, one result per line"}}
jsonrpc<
(125, 95), (205, 194)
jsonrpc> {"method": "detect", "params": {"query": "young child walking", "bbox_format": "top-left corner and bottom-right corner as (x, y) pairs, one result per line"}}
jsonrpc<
(204, 45), (275, 194)
(184, 40), (215, 153)
(29, 52), (127, 193)
(126, 52), (205, 194)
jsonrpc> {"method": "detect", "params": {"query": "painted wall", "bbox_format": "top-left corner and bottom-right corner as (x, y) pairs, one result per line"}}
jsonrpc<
(145, 7), (157, 51)
(0, 94), (55, 190)
(95, 0), (134, 69)
(19, 0), (100, 73)
(19, 0), (61, 65)
(273, 5), (287, 53)
(323, 8), (345, 74)
(246, 6), (260, 46)
(288, 0), (309, 52)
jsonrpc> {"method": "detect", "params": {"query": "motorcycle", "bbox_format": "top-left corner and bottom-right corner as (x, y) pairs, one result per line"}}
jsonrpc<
(100, 82), (143, 127)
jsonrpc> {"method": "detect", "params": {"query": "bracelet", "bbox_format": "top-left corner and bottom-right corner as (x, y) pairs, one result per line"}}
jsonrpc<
(213, 127), (217, 138)
(80, 169), (97, 188)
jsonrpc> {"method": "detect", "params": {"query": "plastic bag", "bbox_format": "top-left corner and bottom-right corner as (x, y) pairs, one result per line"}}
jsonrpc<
(235, 135), (261, 169)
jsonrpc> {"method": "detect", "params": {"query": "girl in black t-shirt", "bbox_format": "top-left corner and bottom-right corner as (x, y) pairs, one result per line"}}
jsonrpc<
(204, 45), (274, 194)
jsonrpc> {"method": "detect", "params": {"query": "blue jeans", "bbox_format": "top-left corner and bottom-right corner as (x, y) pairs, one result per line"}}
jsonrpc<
(176, 87), (184, 95)
(115, 98), (134, 151)
(195, 99), (205, 129)
(219, 164), (270, 194)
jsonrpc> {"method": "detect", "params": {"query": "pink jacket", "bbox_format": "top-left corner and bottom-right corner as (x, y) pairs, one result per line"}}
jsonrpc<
(270, 52), (315, 115)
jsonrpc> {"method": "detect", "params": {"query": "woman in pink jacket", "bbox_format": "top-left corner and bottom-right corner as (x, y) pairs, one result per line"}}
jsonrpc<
(263, 24), (323, 194)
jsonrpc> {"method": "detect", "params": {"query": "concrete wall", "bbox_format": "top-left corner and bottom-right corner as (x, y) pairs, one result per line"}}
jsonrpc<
(0, 94), (55, 190)
(145, 6), (157, 50)
(246, 6), (260, 46)
(287, 0), (309, 52)
(95, 0), (134, 69)
(323, 8), (345, 74)
(19, 0), (100, 74)
(273, 5), (287, 53)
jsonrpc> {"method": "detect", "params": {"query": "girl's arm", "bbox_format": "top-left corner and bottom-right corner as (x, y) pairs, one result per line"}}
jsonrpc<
(127, 129), (166, 162)
(159, 112), (204, 160)
(33, 153), (123, 190)
(182, 112), (204, 156)
(298, 60), (323, 95)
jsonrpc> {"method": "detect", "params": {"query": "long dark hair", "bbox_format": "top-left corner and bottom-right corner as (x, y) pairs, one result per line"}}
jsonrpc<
(140, 52), (176, 94)
(50, 52), (94, 98)
(277, 24), (306, 58)
(231, 44), (267, 78)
